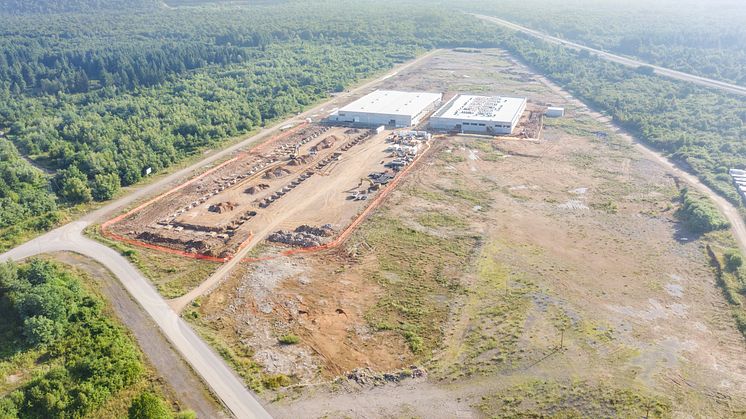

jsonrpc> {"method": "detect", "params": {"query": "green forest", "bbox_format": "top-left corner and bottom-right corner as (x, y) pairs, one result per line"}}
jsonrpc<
(0, 0), (505, 250)
(0, 0), (745, 250)
(459, 0), (746, 87)
(0, 259), (180, 418)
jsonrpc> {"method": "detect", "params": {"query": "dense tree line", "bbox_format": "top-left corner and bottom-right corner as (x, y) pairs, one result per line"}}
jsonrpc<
(458, 0), (746, 87)
(0, 0), (159, 14)
(0, 138), (59, 250)
(0, 259), (172, 418)
(0, 1), (504, 249)
(0, 2), (499, 96)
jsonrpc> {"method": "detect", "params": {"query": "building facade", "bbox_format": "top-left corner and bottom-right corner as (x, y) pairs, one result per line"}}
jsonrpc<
(329, 90), (443, 128)
(429, 94), (527, 134)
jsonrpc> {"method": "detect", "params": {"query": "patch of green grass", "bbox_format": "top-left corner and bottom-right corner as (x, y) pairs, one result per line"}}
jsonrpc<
(592, 200), (619, 214)
(441, 186), (491, 208)
(463, 139), (495, 154)
(132, 248), (218, 299)
(186, 320), (268, 392)
(406, 187), (450, 203)
(568, 152), (596, 170)
(449, 243), (535, 376)
(416, 211), (468, 229)
(86, 225), (218, 298)
(707, 244), (746, 340)
(439, 150), (466, 163)
(359, 215), (478, 358)
(278, 334), (300, 345)
(477, 379), (671, 418)
(545, 115), (606, 138)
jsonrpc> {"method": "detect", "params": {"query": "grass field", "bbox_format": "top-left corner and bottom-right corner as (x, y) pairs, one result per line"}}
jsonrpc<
(87, 225), (219, 299)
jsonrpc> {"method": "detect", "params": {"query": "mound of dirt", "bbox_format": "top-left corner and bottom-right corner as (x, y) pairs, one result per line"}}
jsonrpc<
(264, 167), (291, 179)
(208, 202), (237, 213)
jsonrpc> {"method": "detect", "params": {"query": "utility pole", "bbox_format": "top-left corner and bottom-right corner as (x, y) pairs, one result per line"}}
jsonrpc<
(559, 328), (564, 349)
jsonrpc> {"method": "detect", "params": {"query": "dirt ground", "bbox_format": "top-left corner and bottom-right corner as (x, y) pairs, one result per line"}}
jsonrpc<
(190, 49), (746, 418)
(109, 124), (416, 259)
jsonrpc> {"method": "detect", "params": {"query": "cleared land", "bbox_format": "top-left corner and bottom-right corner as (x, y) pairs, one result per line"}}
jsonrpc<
(107, 124), (425, 261)
(186, 49), (746, 418)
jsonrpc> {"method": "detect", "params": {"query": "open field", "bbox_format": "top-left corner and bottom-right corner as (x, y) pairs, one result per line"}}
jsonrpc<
(182, 49), (746, 418)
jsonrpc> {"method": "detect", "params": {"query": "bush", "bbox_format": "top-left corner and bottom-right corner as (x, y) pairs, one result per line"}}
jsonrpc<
(725, 250), (744, 272)
(262, 374), (291, 389)
(128, 392), (171, 419)
(23, 315), (63, 345)
(676, 188), (730, 234)
(175, 410), (198, 419)
(278, 334), (300, 345)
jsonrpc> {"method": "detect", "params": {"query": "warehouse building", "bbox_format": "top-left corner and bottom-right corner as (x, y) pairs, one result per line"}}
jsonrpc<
(329, 90), (443, 128)
(429, 94), (527, 134)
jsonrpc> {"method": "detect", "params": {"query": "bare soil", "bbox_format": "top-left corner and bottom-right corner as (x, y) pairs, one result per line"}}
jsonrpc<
(109, 125), (413, 259)
(191, 49), (746, 418)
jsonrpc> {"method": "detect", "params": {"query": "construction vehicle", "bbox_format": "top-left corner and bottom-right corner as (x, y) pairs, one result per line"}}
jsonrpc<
(289, 143), (301, 160)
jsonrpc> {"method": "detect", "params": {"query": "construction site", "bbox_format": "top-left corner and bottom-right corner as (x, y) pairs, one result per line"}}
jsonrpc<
(106, 123), (430, 259)
(91, 49), (746, 418)
(104, 85), (549, 261)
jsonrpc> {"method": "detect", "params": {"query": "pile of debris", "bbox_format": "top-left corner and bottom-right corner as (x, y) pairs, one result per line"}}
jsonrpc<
(295, 224), (334, 237)
(245, 184), (270, 195)
(264, 166), (291, 179)
(136, 231), (213, 254)
(288, 155), (312, 166)
(267, 224), (334, 247)
(310, 136), (336, 154)
(345, 366), (427, 386)
(369, 172), (393, 185)
(267, 230), (322, 248)
(208, 202), (237, 213)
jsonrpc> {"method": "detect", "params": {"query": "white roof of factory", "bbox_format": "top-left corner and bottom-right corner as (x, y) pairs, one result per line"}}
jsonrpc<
(339, 90), (442, 117)
(432, 95), (526, 123)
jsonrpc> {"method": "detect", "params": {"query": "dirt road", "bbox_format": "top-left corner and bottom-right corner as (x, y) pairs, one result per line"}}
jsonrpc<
(473, 14), (746, 97)
(50, 252), (225, 418)
(0, 222), (272, 419)
(0, 49), (441, 419)
(530, 71), (746, 255)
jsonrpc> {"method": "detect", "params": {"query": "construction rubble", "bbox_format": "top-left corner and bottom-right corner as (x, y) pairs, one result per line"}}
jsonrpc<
(268, 224), (335, 247)
(343, 366), (427, 386)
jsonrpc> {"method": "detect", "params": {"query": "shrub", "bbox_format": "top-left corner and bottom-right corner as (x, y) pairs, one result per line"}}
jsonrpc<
(278, 334), (300, 345)
(262, 374), (291, 389)
(725, 249), (744, 272)
(675, 188), (729, 234)
(128, 392), (171, 419)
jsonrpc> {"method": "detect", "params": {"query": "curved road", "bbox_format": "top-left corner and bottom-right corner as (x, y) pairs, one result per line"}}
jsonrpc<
(472, 14), (746, 97)
(0, 49), (440, 419)
(532, 71), (746, 255)
(1, 225), (269, 418)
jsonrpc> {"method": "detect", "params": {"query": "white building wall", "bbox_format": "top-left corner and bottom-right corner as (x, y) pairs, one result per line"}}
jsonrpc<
(330, 90), (442, 128)
(429, 96), (527, 135)
(429, 117), (517, 134)
(332, 112), (412, 127)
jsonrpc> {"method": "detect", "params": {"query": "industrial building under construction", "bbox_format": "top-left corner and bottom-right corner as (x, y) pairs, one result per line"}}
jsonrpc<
(328, 90), (442, 128)
(429, 94), (527, 134)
